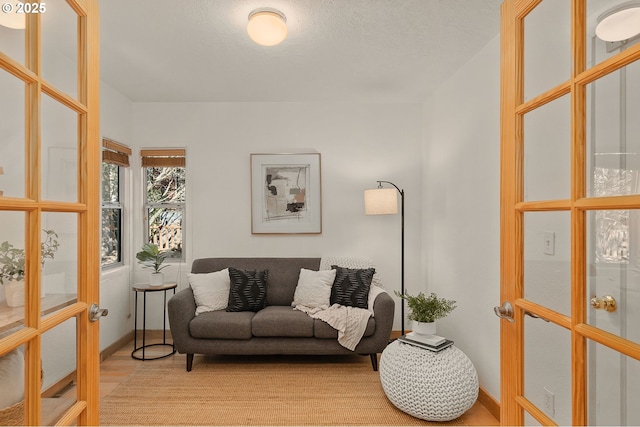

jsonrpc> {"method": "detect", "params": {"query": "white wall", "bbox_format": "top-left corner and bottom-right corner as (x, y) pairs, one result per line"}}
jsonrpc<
(98, 81), (135, 352)
(131, 102), (424, 331)
(422, 34), (501, 401)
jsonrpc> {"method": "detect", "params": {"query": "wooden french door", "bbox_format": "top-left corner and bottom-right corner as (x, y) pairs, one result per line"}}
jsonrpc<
(0, 0), (100, 425)
(500, 0), (640, 425)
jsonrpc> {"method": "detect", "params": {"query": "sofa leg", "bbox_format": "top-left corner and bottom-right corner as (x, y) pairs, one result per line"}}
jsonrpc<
(186, 354), (194, 372)
(370, 353), (379, 371)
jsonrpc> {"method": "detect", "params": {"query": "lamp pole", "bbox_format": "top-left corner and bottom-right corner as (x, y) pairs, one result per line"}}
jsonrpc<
(376, 180), (405, 336)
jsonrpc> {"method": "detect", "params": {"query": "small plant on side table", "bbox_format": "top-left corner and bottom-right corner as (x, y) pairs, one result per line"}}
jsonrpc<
(136, 243), (169, 286)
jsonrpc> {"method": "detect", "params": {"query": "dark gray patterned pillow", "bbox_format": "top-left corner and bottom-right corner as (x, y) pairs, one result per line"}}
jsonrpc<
(329, 266), (375, 309)
(226, 268), (268, 312)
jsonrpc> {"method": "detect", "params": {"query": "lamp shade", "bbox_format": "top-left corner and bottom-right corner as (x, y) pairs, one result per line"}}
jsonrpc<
(595, 1), (640, 42)
(0, 2), (25, 29)
(365, 188), (398, 215)
(247, 9), (287, 46)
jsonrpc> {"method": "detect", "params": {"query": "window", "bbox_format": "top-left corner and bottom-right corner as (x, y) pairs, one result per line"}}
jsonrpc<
(142, 149), (186, 261)
(101, 139), (130, 268)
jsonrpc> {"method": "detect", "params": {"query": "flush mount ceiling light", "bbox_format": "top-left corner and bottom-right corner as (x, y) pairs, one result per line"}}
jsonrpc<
(0, 1), (25, 29)
(247, 8), (287, 46)
(595, 1), (640, 42)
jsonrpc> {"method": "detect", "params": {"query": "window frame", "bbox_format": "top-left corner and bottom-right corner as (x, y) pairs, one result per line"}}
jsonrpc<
(100, 138), (130, 270)
(101, 159), (124, 269)
(141, 149), (186, 263)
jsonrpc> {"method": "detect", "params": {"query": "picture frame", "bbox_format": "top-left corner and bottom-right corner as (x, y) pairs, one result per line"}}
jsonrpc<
(250, 153), (322, 234)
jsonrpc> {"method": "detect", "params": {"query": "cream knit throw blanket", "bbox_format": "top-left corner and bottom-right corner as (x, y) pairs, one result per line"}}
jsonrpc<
(294, 256), (387, 351)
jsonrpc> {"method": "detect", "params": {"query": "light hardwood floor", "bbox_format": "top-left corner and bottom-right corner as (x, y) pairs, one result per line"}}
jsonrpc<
(107, 341), (498, 426)
(60, 340), (500, 426)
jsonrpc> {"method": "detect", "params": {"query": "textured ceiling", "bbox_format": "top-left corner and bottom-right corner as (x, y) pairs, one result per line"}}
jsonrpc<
(99, 0), (502, 103)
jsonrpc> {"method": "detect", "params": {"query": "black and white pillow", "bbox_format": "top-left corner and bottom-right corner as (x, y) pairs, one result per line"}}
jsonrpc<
(226, 267), (268, 312)
(329, 265), (375, 309)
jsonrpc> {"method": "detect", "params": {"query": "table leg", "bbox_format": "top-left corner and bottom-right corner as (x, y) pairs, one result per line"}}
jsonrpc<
(162, 289), (167, 345)
(171, 288), (176, 352)
(133, 291), (138, 355)
(142, 291), (147, 360)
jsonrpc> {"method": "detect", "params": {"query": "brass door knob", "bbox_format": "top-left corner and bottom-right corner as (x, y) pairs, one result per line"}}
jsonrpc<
(590, 295), (617, 312)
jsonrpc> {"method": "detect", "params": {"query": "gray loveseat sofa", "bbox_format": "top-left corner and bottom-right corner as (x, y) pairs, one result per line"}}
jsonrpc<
(168, 257), (395, 371)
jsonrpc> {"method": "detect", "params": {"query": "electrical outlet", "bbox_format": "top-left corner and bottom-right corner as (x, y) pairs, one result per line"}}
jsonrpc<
(543, 232), (555, 255)
(543, 387), (555, 417)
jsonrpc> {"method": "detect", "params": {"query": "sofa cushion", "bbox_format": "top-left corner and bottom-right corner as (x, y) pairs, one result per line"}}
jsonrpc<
(226, 268), (268, 312)
(291, 268), (336, 308)
(190, 310), (254, 339)
(330, 266), (375, 309)
(252, 306), (314, 337)
(313, 318), (376, 339)
(188, 269), (230, 315)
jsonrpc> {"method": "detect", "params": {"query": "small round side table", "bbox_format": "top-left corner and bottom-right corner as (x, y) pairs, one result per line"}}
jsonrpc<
(132, 282), (177, 361)
(379, 340), (479, 421)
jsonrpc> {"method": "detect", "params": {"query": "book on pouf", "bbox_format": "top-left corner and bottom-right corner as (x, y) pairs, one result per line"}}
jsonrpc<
(398, 333), (454, 352)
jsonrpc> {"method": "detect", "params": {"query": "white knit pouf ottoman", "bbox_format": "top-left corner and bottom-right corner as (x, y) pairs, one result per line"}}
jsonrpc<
(379, 340), (479, 422)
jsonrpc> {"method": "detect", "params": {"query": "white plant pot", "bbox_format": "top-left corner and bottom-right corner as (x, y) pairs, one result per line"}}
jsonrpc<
(4, 279), (25, 308)
(149, 272), (164, 287)
(412, 320), (436, 336)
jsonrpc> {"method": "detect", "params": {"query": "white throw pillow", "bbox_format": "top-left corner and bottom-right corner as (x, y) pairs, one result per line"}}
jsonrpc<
(292, 268), (337, 308)
(188, 269), (230, 315)
(0, 347), (24, 409)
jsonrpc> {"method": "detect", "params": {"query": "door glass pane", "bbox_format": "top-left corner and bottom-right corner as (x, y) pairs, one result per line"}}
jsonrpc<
(41, 94), (78, 202)
(586, 210), (639, 346)
(525, 412), (543, 426)
(524, 212), (571, 316)
(586, 60), (640, 197)
(586, 0), (640, 70)
(41, 317), (77, 425)
(0, 67), (25, 198)
(41, 0), (78, 99)
(41, 213), (77, 308)
(524, 316), (571, 425)
(524, 0), (571, 101)
(588, 340), (640, 425)
(524, 94), (571, 201)
(0, 15), (25, 66)
(0, 211), (26, 335)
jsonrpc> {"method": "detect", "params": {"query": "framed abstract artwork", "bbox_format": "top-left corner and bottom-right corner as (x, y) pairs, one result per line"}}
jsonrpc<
(250, 153), (322, 234)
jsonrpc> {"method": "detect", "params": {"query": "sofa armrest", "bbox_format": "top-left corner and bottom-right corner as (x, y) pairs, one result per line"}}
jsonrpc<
(371, 291), (395, 340)
(168, 287), (197, 353)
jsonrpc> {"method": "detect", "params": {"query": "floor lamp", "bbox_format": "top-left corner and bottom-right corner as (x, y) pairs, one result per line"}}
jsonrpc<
(364, 180), (405, 336)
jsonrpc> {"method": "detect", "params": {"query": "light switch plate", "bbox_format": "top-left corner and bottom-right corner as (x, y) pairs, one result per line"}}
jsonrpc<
(543, 232), (555, 255)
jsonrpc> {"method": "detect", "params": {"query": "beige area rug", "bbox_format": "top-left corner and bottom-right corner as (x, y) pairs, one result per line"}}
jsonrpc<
(100, 354), (465, 426)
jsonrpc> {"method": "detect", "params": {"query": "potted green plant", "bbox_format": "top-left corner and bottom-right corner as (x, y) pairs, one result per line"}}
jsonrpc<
(0, 229), (59, 307)
(136, 243), (169, 286)
(395, 291), (457, 335)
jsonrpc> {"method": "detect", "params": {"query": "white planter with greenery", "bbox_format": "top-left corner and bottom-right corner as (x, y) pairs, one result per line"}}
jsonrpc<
(4, 278), (25, 307)
(149, 271), (164, 286)
(136, 243), (169, 287)
(1, 229), (59, 306)
(395, 291), (457, 336)
(412, 320), (437, 335)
